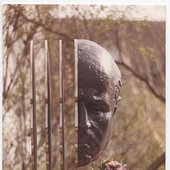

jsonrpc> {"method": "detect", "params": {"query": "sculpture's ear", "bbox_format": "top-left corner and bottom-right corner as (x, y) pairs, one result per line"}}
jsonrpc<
(113, 80), (122, 114)
(117, 96), (122, 103)
(113, 95), (122, 114)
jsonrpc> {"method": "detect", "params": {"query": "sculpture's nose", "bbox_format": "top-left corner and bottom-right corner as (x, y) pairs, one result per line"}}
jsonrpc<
(78, 102), (91, 129)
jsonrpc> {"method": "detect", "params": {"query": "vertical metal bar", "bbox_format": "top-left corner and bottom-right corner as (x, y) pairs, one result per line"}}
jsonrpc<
(74, 39), (78, 169)
(45, 40), (49, 170)
(59, 40), (65, 170)
(45, 40), (52, 170)
(30, 40), (37, 170)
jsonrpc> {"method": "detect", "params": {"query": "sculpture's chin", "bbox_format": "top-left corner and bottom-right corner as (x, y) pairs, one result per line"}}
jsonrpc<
(78, 154), (92, 167)
(78, 143), (93, 167)
(78, 143), (101, 167)
(78, 150), (103, 167)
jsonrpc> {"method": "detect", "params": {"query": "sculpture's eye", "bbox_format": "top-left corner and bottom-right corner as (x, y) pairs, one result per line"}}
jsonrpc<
(90, 111), (103, 122)
(88, 101), (110, 113)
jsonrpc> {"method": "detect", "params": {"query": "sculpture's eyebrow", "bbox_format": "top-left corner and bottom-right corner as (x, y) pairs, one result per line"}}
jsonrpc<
(79, 89), (108, 102)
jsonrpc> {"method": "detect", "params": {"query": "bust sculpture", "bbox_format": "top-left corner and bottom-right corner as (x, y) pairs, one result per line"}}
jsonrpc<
(78, 39), (122, 167)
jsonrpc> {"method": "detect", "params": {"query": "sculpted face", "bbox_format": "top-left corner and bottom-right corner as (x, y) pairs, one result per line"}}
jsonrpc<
(78, 40), (121, 167)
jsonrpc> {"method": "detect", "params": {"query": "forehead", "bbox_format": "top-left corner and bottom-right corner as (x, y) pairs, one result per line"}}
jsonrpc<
(78, 62), (111, 93)
(78, 39), (121, 91)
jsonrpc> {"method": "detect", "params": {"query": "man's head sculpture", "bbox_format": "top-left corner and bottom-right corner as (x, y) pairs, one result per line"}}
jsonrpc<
(78, 39), (122, 167)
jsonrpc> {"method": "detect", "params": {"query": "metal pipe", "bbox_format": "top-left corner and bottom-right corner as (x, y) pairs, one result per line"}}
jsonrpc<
(30, 40), (37, 170)
(74, 39), (78, 169)
(30, 39), (79, 170)
(59, 40), (65, 170)
(45, 40), (52, 170)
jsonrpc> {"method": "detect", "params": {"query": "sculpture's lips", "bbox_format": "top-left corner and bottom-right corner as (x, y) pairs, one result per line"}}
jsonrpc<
(78, 139), (100, 167)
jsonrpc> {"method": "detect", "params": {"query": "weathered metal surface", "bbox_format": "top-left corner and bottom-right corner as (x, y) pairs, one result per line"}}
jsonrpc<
(30, 40), (37, 170)
(74, 39), (78, 169)
(30, 39), (79, 170)
(45, 40), (52, 170)
(59, 40), (65, 170)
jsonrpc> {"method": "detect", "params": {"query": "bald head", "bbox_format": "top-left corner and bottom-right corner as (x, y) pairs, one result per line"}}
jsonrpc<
(78, 40), (121, 167)
(78, 39), (121, 91)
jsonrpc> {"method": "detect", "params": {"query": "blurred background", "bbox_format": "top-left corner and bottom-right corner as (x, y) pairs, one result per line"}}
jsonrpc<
(3, 4), (165, 170)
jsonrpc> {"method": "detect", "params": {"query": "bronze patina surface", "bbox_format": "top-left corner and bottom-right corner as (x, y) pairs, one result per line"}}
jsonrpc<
(78, 40), (122, 167)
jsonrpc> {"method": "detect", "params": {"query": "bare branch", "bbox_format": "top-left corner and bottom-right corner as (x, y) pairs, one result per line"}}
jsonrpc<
(3, 26), (38, 103)
(20, 11), (73, 41)
(116, 61), (165, 102)
(112, 21), (165, 103)
(146, 152), (165, 170)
